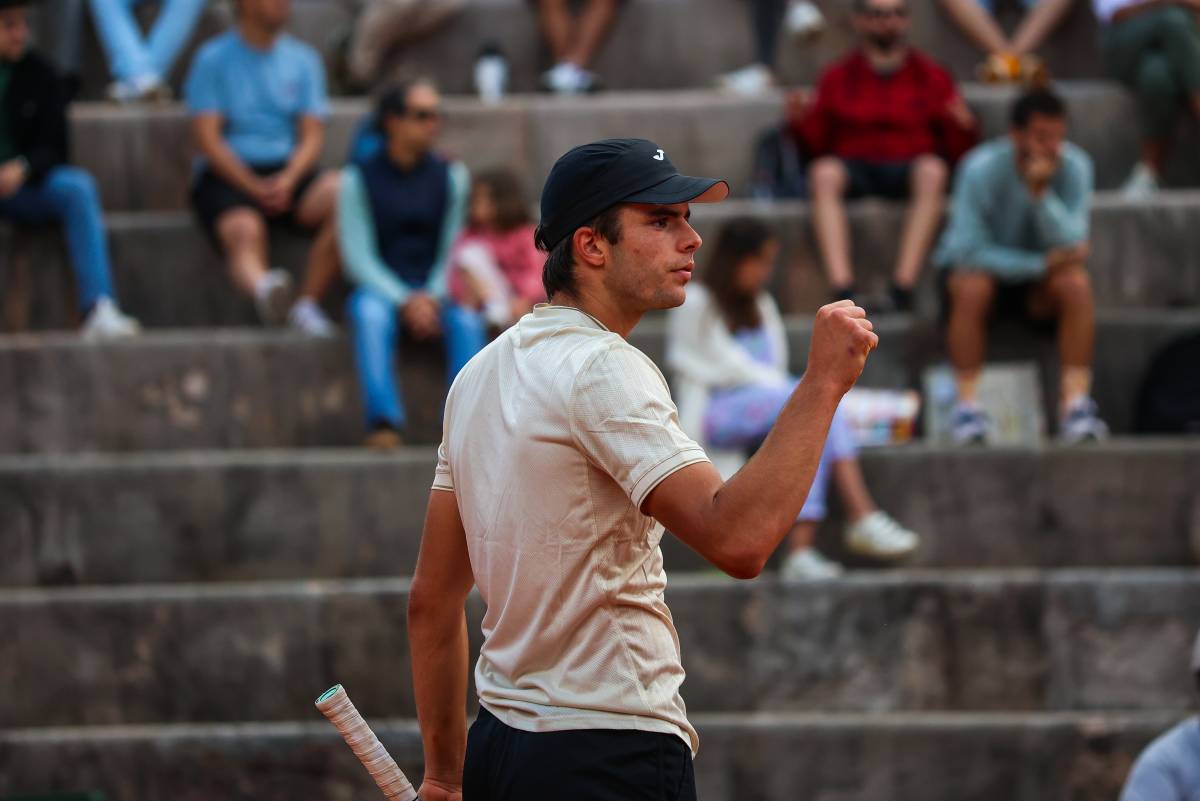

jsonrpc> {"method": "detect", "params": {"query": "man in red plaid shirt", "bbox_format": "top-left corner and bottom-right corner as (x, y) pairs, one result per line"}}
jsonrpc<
(789, 0), (978, 312)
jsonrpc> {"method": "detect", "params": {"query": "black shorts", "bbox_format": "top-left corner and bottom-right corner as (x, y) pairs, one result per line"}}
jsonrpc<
(190, 163), (321, 241)
(939, 269), (1057, 332)
(843, 159), (913, 200)
(463, 706), (696, 801)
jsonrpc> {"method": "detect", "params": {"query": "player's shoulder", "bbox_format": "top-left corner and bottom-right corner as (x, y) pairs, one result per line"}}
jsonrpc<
(574, 335), (670, 398)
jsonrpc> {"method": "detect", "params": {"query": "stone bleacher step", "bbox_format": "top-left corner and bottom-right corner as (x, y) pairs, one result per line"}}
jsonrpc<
(69, 86), (1200, 215)
(2, 442), (1197, 587)
(1, 311), (1195, 453)
(0, 710), (1178, 801)
(2, 570), (1198, 728)
(8, 194), (1200, 333)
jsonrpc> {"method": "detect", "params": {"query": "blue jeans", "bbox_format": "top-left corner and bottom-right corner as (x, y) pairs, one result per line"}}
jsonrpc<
(348, 288), (487, 430)
(0, 166), (115, 311)
(86, 0), (208, 82)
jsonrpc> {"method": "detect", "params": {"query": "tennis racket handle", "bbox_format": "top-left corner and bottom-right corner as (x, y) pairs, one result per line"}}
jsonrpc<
(316, 684), (419, 801)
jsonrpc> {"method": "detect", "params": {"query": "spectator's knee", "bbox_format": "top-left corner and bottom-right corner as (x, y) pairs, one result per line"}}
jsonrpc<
(216, 209), (266, 250)
(948, 271), (996, 313)
(1048, 263), (1092, 302)
(348, 289), (392, 328)
(48, 166), (99, 204)
(808, 157), (848, 196)
(912, 155), (949, 193)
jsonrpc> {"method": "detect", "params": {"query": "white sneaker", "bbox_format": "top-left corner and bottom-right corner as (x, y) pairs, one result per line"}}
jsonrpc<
(1120, 163), (1159, 200)
(107, 73), (169, 103)
(541, 62), (598, 95)
(785, 0), (826, 39)
(1058, 396), (1110, 444)
(288, 297), (337, 337)
(845, 511), (919, 561)
(254, 268), (294, 326)
(781, 548), (844, 581)
(81, 296), (140, 341)
(716, 63), (775, 96)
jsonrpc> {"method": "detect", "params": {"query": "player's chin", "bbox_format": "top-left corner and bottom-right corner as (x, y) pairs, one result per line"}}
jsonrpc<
(653, 284), (689, 310)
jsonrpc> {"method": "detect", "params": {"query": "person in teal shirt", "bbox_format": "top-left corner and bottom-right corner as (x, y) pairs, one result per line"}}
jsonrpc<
(934, 88), (1108, 445)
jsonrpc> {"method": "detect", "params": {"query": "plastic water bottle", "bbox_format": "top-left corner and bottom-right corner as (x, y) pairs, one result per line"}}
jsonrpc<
(475, 43), (508, 105)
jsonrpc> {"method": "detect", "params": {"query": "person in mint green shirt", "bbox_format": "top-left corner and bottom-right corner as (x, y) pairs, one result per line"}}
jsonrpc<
(934, 88), (1108, 445)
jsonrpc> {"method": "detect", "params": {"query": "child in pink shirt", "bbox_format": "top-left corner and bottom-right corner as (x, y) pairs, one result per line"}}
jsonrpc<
(449, 170), (545, 326)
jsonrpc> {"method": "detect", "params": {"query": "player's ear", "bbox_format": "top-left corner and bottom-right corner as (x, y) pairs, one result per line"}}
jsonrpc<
(574, 225), (607, 268)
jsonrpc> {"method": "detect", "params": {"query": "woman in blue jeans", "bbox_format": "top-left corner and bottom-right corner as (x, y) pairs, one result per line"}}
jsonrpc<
(338, 80), (483, 449)
(87, 0), (207, 101)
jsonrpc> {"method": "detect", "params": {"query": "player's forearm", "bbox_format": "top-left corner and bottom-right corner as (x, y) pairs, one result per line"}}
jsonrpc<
(408, 605), (470, 785)
(710, 375), (843, 569)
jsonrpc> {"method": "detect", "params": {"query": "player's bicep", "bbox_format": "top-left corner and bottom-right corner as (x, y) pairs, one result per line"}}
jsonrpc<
(642, 461), (741, 571)
(411, 490), (474, 608)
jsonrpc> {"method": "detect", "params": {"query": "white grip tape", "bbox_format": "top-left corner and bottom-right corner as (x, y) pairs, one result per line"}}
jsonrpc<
(316, 684), (419, 801)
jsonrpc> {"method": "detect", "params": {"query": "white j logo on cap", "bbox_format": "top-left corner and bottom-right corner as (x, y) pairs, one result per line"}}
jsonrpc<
(653, 149), (665, 161)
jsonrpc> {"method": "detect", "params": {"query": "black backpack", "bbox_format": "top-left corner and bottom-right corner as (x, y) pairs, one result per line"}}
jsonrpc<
(1135, 331), (1200, 434)
(750, 124), (808, 200)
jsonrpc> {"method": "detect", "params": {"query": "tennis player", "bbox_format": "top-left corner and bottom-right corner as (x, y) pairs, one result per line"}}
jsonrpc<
(408, 138), (878, 801)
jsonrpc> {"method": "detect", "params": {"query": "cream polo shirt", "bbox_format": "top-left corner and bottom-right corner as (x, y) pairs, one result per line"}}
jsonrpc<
(432, 304), (709, 753)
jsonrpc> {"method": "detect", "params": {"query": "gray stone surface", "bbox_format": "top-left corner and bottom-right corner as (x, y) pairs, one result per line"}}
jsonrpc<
(1, 311), (1195, 453)
(0, 711), (1178, 801)
(66, 87), (1200, 214)
(1, 571), (1197, 727)
(2, 442), (1197, 587)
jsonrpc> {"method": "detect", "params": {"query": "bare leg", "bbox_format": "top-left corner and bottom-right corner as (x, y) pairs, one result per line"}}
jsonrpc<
(893, 155), (948, 289)
(945, 270), (997, 404)
(536, 0), (575, 62)
(807, 156), (855, 291)
(215, 208), (270, 296)
(565, 0), (620, 68)
(787, 520), (818, 553)
(1011, 0), (1075, 54)
(1029, 261), (1095, 411)
(294, 171), (341, 302)
(831, 458), (878, 523)
(937, 0), (1011, 54)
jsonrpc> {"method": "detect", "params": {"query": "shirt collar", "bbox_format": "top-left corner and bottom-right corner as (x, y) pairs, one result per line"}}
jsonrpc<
(533, 303), (611, 332)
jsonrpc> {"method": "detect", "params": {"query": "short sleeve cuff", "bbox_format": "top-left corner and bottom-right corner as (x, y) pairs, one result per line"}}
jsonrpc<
(431, 471), (455, 492)
(629, 446), (710, 509)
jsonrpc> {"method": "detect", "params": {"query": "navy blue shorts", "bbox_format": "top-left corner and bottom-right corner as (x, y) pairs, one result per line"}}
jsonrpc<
(463, 706), (697, 801)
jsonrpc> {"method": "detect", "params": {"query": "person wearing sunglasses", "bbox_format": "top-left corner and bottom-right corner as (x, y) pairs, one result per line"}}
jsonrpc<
(338, 79), (482, 450)
(184, 0), (340, 336)
(789, 0), (978, 313)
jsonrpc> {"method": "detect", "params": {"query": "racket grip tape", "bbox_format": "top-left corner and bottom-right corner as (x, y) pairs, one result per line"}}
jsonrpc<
(316, 684), (419, 801)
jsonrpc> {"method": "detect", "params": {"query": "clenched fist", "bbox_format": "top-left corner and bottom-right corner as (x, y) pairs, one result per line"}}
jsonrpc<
(805, 300), (878, 397)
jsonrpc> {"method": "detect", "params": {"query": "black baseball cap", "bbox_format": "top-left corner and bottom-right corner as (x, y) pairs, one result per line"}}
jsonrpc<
(535, 138), (729, 252)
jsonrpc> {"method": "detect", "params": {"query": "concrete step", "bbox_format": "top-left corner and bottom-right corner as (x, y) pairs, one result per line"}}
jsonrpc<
(3, 443), (1197, 587)
(67, 86), (1199, 214)
(1, 311), (1195, 453)
(2, 570), (1197, 728)
(45, 0), (1107, 101)
(6, 193), (1200, 333)
(0, 711), (1177, 801)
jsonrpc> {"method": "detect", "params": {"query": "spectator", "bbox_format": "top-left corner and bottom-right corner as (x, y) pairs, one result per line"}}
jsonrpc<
(339, 80), (477, 450)
(0, 0), (139, 338)
(32, 0), (84, 99)
(718, 0), (826, 96)
(667, 217), (919, 580)
(184, 0), (339, 335)
(934, 88), (1108, 444)
(536, 0), (620, 94)
(1095, 0), (1200, 197)
(936, 0), (1074, 83)
(87, 0), (207, 102)
(791, 0), (978, 313)
(448, 169), (545, 327)
(1118, 627), (1200, 801)
(336, 0), (462, 90)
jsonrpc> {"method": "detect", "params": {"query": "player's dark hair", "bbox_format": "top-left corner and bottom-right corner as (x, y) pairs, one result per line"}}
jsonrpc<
(375, 77), (437, 128)
(1011, 88), (1067, 128)
(537, 204), (623, 299)
(702, 217), (775, 332)
(473, 169), (532, 233)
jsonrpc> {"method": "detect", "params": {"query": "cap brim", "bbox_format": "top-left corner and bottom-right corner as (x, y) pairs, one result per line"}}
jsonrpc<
(623, 174), (730, 205)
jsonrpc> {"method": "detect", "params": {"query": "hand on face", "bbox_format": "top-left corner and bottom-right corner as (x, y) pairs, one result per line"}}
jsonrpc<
(805, 300), (878, 397)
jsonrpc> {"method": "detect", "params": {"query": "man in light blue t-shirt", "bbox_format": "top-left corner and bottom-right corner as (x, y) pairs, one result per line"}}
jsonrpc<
(184, 0), (339, 335)
(1119, 628), (1200, 801)
(934, 88), (1108, 446)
